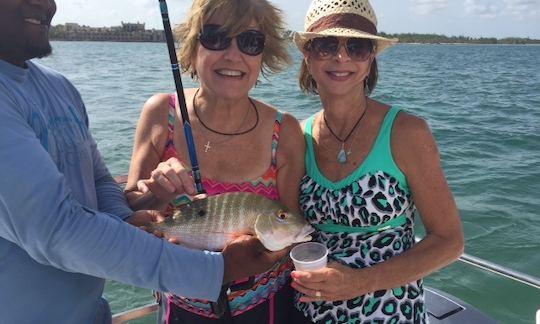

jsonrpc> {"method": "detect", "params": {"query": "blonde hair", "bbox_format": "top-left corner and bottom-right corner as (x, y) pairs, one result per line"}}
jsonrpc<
(176, 0), (291, 78)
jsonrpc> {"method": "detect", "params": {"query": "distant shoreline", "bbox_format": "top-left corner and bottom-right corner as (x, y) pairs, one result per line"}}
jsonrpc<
(50, 23), (540, 45)
(50, 22), (165, 43)
(378, 32), (540, 45)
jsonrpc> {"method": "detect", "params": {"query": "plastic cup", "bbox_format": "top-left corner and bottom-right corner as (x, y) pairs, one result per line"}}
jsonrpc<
(290, 242), (328, 271)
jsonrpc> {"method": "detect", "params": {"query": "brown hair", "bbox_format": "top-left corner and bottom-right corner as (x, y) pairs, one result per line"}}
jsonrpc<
(176, 0), (291, 78)
(298, 50), (379, 95)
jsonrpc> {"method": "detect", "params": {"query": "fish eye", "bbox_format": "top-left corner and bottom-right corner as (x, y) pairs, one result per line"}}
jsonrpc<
(277, 210), (288, 220)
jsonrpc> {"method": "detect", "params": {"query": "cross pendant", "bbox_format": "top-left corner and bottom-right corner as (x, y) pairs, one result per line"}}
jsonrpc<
(204, 141), (211, 152)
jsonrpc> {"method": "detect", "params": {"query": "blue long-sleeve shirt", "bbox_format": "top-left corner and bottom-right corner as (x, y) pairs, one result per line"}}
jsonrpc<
(0, 59), (223, 323)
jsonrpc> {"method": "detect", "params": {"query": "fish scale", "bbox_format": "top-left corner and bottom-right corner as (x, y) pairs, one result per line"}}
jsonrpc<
(149, 192), (314, 251)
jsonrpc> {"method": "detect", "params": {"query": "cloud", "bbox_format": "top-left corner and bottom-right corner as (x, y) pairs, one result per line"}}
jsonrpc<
(503, 0), (540, 16)
(464, 0), (540, 19)
(464, 0), (500, 18)
(411, 0), (449, 15)
(132, 0), (156, 9)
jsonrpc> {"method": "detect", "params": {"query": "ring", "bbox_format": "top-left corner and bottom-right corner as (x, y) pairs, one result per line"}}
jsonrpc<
(315, 291), (321, 298)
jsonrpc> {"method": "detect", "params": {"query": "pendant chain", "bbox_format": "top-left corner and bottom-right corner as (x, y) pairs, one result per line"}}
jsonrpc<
(322, 97), (368, 163)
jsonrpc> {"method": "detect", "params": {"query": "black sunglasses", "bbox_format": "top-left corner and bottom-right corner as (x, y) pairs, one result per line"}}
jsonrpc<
(305, 37), (374, 61)
(198, 24), (266, 56)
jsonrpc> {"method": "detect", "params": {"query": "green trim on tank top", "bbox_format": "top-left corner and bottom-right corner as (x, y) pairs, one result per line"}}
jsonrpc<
(314, 214), (407, 234)
(304, 106), (408, 192)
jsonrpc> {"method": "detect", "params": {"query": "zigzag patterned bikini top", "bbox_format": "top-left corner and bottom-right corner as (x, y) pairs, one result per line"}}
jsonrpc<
(161, 93), (288, 318)
(162, 93), (281, 205)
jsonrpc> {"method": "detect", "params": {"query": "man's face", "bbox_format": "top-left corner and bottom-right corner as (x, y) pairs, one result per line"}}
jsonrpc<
(0, 0), (57, 67)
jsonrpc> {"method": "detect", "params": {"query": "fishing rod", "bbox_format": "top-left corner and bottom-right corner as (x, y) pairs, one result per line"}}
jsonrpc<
(158, 0), (205, 194)
(157, 1), (232, 320)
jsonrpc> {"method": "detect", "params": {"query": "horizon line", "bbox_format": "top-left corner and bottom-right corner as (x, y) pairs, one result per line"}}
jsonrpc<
(50, 23), (540, 41)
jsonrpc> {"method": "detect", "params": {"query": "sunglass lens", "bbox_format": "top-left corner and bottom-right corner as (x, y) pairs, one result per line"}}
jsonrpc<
(346, 39), (373, 60)
(200, 24), (230, 51)
(237, 31), (265, 56)
(310, 37), (339, 59)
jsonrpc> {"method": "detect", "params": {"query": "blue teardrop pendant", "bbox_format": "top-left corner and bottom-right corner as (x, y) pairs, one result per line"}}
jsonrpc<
(337, 144), (347, 163)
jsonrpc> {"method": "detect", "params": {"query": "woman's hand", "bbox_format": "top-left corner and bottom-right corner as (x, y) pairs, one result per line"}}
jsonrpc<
(136, 157), (196, 203)
(291, 261), (374, 302)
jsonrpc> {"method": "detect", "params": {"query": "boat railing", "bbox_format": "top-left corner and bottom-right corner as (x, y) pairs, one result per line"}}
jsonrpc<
(412, 236), (540, 291)
(112, 303), (158, 324)
(111, 250), (540, 323)
(458, 252), (539, 290)
(111, 176), (539, 323)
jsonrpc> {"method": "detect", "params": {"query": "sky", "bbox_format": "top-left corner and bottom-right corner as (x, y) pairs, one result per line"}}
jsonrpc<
(52, 0), (540, 39)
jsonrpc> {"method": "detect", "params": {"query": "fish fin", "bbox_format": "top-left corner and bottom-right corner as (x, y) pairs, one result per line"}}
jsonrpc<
(172, 194), (193, 206)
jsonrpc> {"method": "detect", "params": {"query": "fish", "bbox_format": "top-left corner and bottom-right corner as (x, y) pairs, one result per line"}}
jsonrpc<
(149, 192), (314, 251)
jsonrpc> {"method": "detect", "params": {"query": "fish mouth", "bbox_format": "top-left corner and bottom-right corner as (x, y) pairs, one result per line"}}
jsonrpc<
(295, 225), (315, 242)
(256, 225), (315, 251)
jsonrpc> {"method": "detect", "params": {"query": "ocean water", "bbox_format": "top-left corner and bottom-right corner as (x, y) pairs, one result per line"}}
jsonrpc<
(40, 41), (539, 323)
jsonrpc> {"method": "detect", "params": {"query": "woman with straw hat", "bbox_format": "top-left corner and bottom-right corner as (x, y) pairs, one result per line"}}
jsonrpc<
(289, 0), (464, 322)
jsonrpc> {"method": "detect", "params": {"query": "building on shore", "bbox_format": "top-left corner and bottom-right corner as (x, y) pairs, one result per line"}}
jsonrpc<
(50, 22), (166, 42)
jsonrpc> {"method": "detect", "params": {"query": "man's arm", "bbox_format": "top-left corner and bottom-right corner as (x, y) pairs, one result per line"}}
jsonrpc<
(90, 134), (133, 220)
(0, 99), (224, 301)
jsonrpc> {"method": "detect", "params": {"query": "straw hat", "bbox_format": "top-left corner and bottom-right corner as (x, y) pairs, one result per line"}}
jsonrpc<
(294, 0), (398, 56)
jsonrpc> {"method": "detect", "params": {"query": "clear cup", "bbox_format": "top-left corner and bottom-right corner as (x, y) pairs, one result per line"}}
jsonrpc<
(290, 242), (328, 271)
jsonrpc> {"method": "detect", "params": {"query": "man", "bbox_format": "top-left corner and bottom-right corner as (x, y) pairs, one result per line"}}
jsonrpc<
(0, 0), (287, 323)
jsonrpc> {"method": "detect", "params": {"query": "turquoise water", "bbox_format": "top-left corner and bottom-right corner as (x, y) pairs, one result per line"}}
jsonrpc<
(40, 42), (539, 323)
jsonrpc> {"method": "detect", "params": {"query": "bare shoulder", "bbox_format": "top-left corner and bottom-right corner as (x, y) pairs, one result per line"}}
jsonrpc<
(140, 93), (171, 122)
(300, 118), (308, 131)
(392, 111), (440, 172)
(134, 93), (173, 151)
(277, 113), (305, 170)
(393, 111), (434, 147)
(298, 111), (321, 132)
(255, 100), (305, 159)
(253, 100), (302, 137)
(280, 111), (303, 135)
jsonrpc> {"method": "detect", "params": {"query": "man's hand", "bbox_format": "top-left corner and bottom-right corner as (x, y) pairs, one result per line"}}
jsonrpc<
(221, 235), (290, 284)
(125, 210), (180, 244)
(125, 210), (165, 227)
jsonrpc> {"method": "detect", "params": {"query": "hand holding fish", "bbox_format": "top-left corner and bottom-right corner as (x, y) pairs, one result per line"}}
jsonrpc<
(291, 262), (375, 302)
(137, 157), (197, 203)
(126, 210), (181, 243)
(221, 235), (290, 284)
(147, 192), (314, 252)
(125, 209), (166, 227)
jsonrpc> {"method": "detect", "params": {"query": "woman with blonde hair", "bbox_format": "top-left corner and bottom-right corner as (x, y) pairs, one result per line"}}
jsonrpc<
(125, 0), (304, 323)
(290, 0), (464, 322)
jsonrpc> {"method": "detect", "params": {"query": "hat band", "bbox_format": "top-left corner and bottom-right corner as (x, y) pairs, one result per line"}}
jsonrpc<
(307, 13), (377, 35)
